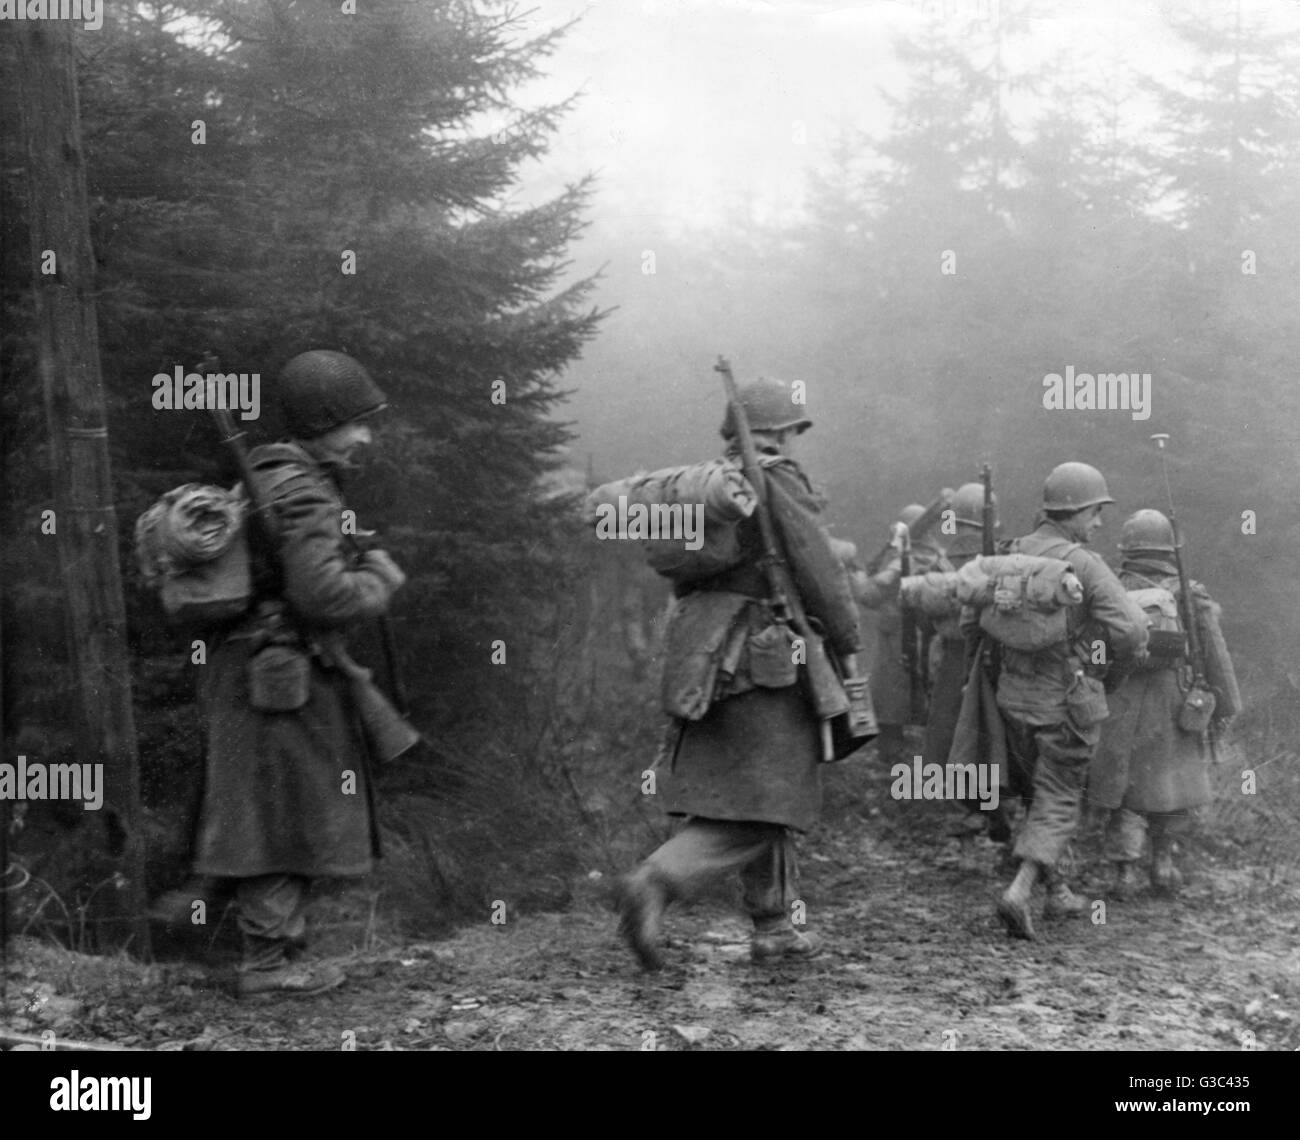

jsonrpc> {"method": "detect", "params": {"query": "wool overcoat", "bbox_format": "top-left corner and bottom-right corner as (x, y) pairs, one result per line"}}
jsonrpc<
(193, 442), (401, 879)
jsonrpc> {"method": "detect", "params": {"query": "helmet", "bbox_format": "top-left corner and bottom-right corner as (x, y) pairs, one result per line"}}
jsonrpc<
(951, 482), (997, 530)
(1119, 508), (1175, 553)
(720, 377), (812, 438)
(1042, 462), (1115, 512)
(898, 503), (926, 528)
(897, 503), (944, 553)
(278, 350), (387, 439)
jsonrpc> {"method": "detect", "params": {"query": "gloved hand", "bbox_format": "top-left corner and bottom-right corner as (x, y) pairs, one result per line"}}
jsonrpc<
(360, 548), (406, 591)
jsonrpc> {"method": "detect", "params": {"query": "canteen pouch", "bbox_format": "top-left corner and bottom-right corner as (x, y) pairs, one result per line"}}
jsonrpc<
(1065, 668), (1109, 730)
(248, 644), (311, 712)
(747, 622), (799, 688)
(1178, 685), (1216, 735)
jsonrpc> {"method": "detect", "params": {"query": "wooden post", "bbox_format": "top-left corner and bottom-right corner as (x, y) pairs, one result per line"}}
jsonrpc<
(13, 22), (149, 956)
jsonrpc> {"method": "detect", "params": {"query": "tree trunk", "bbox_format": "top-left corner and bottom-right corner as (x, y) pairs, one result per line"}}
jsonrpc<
(13, 22), (149, 956)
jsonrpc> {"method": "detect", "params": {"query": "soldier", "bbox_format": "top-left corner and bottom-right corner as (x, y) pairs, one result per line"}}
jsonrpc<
(1088, 509), (1241, 898)
(192, 350), (406, 996)
(854, 503), (949, 766)
(902, 482), (1014, 853)
(992, 463), (1147, 940)
(613, 376), (862, 969)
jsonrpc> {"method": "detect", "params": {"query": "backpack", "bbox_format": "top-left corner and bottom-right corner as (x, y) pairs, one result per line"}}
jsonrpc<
(1127, 584), (1186, 668)
(955, 548), (1084, 652)
(135, 483), (252, 628)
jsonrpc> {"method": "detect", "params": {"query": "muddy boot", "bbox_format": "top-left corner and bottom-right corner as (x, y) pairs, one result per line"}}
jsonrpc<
(750, 917), (824, 963)
(1150, 846), (1183, 896)
(1110, 861), (1140, 900)
(1042, 869), (1087, 920)
(237, 960), (346, 998)
(615, 867), (668, 971)
(997, 858), (1039, 941)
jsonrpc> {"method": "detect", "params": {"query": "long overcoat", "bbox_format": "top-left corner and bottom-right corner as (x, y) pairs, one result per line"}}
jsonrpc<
(859, 546), (946, 728)
(1088, 562), (1240, 814)
(656, 451), (861, 832)
(193, 442), (402, 879)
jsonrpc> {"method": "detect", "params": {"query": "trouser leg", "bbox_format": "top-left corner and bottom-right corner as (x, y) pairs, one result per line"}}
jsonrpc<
(738, 828), (799, 932)
(643, 818), (790, 913)
(1104, 807), (1147, 864)
(235, 873), (309, 973)
(1011, 721), (1097, 871)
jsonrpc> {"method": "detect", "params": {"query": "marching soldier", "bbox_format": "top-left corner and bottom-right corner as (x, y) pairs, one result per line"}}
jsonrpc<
(1087, 509), (1241, 898)
(992, 463), (1147, 939)
(854, 503), (949, 766)
(613, 376), (862, 969)
(902, 482), (1014, 852)
(193, 350), (406, 996)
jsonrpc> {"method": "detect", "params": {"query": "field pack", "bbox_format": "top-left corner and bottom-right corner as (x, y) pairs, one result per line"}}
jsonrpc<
(134, 483), (251, 627)
(954, 551), (1084, 652)
(584, 459), (757, 583)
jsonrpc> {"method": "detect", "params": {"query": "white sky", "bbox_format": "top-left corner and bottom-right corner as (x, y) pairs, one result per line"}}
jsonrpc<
(508, 0), (1300, 230)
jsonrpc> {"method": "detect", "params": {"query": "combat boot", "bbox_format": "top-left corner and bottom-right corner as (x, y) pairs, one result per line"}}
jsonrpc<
(1042, 874), (1087, 920)
(615, 867), (668, 971)
(1150, 848), (1183, 896)
(236, 960), (346, 998)
(750, 918), (824, 963)
(1110, 861), (1141, 900)
(996, 858), (1038, 941)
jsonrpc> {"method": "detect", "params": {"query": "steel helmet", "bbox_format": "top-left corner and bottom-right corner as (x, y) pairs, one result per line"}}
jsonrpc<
(1119, 508), (1176, 553)
(951, 482), (997, 530)
(720, 376), (812, 438)
(278, 350), (387, 439)
(1042, 462), (1115, 512)
(898, 503), (926, 528)
(897, 503), (944, 553)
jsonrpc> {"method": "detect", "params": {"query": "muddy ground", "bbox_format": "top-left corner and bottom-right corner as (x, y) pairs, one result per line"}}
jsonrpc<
(4, 749), (1299, 1052)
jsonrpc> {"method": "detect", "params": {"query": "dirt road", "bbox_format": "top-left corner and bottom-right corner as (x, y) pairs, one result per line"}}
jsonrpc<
(6, 766), (1298, 1051)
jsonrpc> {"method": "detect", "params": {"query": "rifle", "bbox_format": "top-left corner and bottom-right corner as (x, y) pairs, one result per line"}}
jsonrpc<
(713, 356), (872, 761)
(892, 521), (926, 723)
(1150, 433), (1220, 764)
(208, 396), (419, 762)
(865, 491), (953, 574)
(980, 463), (994, 558)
